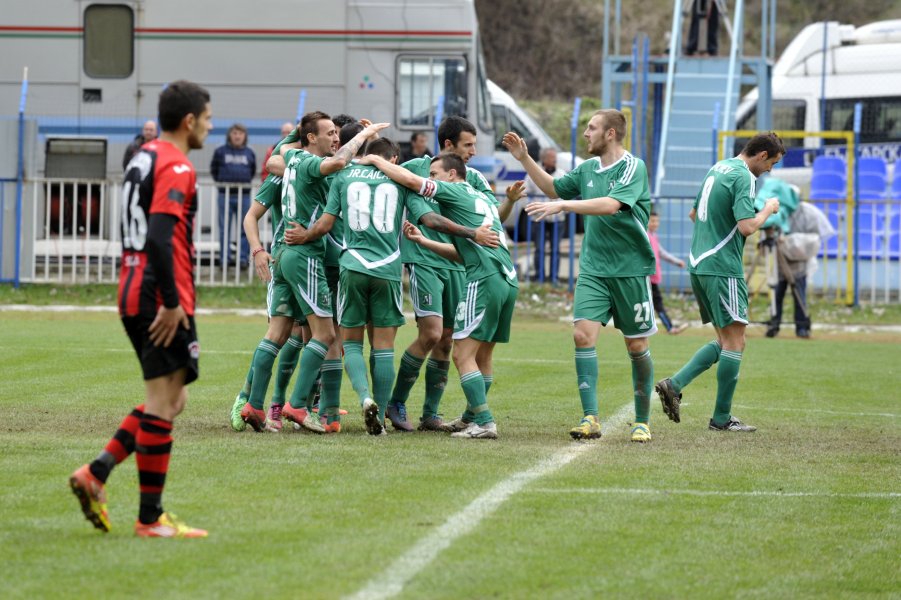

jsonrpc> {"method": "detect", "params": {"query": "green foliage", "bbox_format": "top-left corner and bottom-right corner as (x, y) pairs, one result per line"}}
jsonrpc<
(2, 312), (899, 597)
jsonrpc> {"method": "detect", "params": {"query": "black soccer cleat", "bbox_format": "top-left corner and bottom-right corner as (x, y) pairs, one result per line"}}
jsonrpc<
(655, 378), (682, 423)
(708, 416), (757, 432)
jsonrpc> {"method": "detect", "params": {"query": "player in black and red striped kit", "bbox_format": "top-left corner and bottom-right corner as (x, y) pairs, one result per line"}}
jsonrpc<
(69, 80), (213, 538)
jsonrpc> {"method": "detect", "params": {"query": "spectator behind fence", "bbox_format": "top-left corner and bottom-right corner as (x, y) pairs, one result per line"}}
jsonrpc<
(524, 147), (566, 281)
(211, 123), (256, 266)
(685, 0), (720, 56)
(648, 210), (688, 334)
(757, 179), (835, 339)
(121, 120), (158, 170)
(401, 132), (429, 163)
(261, 121), (295, 181)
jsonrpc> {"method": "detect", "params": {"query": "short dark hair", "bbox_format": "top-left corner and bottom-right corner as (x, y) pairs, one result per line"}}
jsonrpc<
(158, 80), (210, 132)
(367, 138), (400, 161)
(437, 116), (477, 148)
(742, 132), (785, 159)
(430, 152), (466, 179)
(339, 122), (365, 156)
(593, 109), (627, 142)
(650, 210), (659, 217)
(410, 132), (427, 143)
(332, 114), (357, 129)
(299, 111), (332, 147)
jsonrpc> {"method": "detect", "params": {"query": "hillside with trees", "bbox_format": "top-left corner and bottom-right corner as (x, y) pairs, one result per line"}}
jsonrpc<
(476, 0), (900, 101)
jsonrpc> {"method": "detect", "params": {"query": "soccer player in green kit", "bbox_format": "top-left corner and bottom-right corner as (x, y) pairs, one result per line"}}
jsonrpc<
(388, 116), (524, 433)
(261, 111), (387, 432)
(286, 138), (500, 435)
(503, 109), (657, 443)
(365, 152), (519, 440)
(655, 132), (783, 431)
(229, 125), (308, 433)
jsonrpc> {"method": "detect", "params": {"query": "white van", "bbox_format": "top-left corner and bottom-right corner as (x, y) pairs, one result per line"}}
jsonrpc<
(735, 19), (901, 180)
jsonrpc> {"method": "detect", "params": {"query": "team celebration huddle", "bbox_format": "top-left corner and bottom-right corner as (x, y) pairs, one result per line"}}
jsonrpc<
(69, 80), (784, 537)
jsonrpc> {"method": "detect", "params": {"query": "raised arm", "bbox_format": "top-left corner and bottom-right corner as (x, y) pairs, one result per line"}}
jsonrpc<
(501, 132), (558, 198)
(319, 122), (390, 176)
(497, 180), (526, 223)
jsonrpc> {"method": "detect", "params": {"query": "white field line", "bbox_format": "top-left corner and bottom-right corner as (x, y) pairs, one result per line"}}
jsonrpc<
(527, 487), (901, 500)
(344, 403), (635, 600)
(731, 404), (898, 419)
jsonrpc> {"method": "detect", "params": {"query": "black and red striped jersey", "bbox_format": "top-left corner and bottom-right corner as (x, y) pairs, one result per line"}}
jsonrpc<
(118, 139), (198, 317)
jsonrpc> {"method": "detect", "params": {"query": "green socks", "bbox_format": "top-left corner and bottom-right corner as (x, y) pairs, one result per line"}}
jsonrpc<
(271, 335), (302, 406)
(371, 349), (395, 420)
(343, 340), (372, 407)
(319, 358), (343, 423)
(423, 359), (449, 419)
(713, 350), (742, 425)
(629, 349), (654, 424)
(249, 339), (281, 410)
(483, 374), (493, 395)
(391, 351), (425, 406)
(575, 347), (599, 417)
(671, 340), (722, 393)
(288, 339), (328, 409)
(460, 370), (493, 425)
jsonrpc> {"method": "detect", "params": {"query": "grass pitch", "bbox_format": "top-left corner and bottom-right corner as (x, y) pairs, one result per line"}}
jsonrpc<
(1, 309), (898, 599)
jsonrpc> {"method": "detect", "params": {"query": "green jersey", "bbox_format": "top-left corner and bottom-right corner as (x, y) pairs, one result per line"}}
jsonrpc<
(399, 157), (494, 270)
(687, 157), (757, 277)
(326, 163), (433, 281)
(281, 149), (331, 260)
(254, 132), (301, 251)
(421, 179), (517, 286)
(553, 152), (654, 278)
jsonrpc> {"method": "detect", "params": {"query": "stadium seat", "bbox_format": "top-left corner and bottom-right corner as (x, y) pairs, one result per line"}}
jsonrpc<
(812, 155), (846, 177)
(887, 233), (900, 260)
(891, 160), (901, 199)
(858, 156), (888, 178)
(857, 173), (888, 200)
(810, 172), (846, 202)
(855, 205), (883, 234)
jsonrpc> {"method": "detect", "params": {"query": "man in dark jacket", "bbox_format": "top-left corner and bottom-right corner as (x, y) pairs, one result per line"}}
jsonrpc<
(211, 123), (256, 266)
(121, 120), (158, 170)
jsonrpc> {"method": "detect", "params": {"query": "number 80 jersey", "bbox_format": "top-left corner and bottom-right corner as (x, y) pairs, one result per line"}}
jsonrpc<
(118, 140), (198, 317)
(325, 163), (434, 282)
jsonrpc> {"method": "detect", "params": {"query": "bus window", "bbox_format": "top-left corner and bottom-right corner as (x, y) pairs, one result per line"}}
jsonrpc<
(476, 40), (493, 135)
(735, 100), (805, 151)
(491, 105), (509, 150)
(397, 57), (468, 128)
(83, 4), (134, 79)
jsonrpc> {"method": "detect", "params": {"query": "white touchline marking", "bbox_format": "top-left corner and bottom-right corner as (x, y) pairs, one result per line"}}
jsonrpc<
(526, 487), (901, 500)
(731, 404), (898, 419)
(345, 403), (635, 600)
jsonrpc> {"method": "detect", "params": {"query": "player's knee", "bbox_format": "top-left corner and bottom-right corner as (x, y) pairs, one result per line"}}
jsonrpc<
(572, 328), (593, 348)
(418, 324), (443, 350)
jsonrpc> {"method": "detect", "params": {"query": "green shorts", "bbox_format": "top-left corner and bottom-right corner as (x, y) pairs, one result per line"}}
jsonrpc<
(573, 274), (657, 338)
(276, 249), (333, 319)
(407, 263), (465, 329)
(453, 272), (518, 343)
(690, 273), (749, 328)
(267, 262), (303, 321)
(338, 269), (404, 328)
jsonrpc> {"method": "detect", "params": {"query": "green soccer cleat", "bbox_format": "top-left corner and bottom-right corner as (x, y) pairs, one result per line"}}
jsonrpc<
(630, 423), (651, 443)
(570, 415), (601, 440)
(230, 393), (247, 432)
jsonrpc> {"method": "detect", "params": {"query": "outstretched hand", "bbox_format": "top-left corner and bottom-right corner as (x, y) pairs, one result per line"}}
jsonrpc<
(403, 220), (424, 244)
(505, 180), (526, 202)
(524, 200), (564, 221)
(501, 132), (529, 161)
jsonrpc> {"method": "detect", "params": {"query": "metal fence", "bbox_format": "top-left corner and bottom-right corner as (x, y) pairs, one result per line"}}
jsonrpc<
(4, 178), (901, 301)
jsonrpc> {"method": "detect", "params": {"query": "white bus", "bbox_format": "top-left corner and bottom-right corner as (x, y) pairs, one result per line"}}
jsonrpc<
(0, 0), (501, 177)
(735, 19), (901, 177)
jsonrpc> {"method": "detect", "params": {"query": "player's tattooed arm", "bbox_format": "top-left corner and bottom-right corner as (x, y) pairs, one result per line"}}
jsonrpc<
(357, 154), (422, 191)
(321, 122), (390, 175)
(419, 213), (500, 247)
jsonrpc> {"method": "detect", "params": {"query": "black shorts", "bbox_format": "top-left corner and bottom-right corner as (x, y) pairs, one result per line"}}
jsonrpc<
(122, 314), (200, 385)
